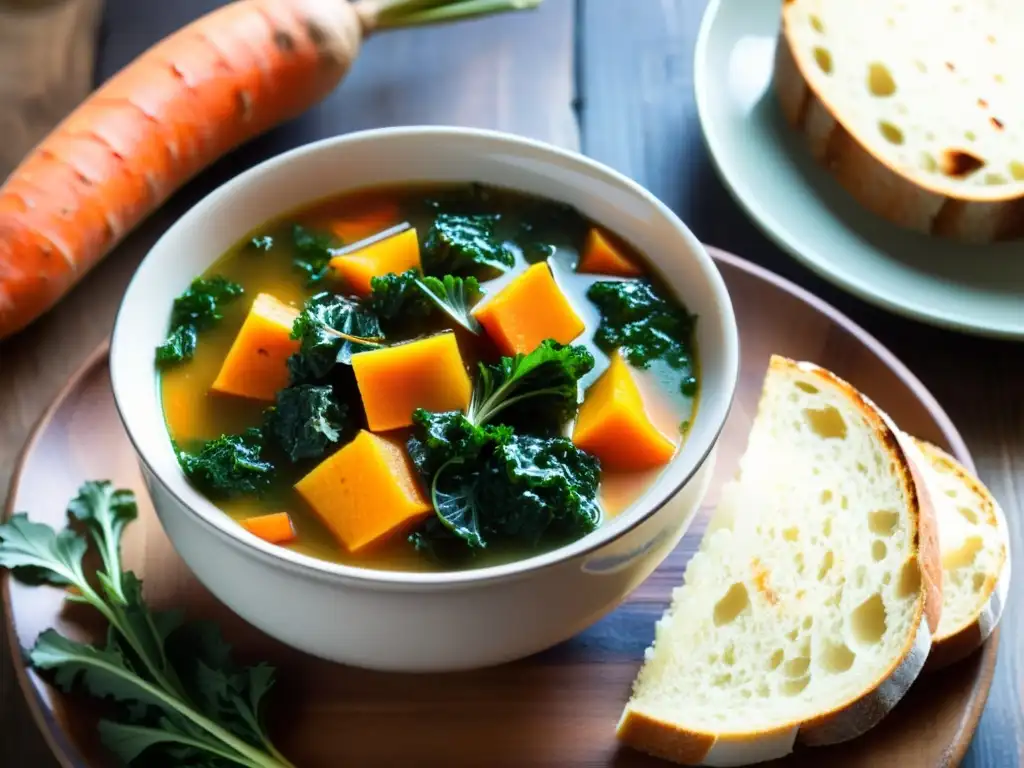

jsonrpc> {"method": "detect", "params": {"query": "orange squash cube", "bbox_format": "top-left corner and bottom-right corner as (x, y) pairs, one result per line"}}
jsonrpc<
(295, 430), (431, 553)
(321, 201), (401, 243)
(211, 293), (299, 401)
(577, 227), (642, 277)
(572, 351), (676, 471)
(329, 226), (421, 296)
(472, 262), (585, 355)
(351, 332), (472, 432)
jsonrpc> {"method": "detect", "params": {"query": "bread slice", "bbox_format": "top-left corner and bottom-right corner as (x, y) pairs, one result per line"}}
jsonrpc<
(903, 438), (1011, 669)
(616, 356), (941, 767)
(774, 0), (1024, 242)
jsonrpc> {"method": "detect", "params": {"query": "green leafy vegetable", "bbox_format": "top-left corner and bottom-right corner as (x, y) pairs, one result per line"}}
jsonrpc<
(407, 341), (599, 557)
(288, 293), (384, 384)
(423, 213), (513, 277)
(468, 339), (595, 429)
(263, 385), (349, 463)
(587, 279), (697, 381)
(407, 412), (600, 554)
(176, 429), (274, 498)
(290, 224), (336, 284)
(156, 276), (244, 366)
(417, 274), (483, 333)
(515, 200), (587, 263)
(0, 483), (293, 767)
(367, 269), (433, 322)
(249, 235), (274, 252)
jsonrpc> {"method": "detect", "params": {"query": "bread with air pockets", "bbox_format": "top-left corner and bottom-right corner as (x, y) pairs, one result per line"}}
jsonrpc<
(903, 437), (1011, 670)
(774, 0), (1024, 242)
(615, 355), (941, 767)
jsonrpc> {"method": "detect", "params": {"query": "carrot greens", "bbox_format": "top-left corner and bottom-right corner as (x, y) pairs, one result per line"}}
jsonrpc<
(0, 482), (294, 768)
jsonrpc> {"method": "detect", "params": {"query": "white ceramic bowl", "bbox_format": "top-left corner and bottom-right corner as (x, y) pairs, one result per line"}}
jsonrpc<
(110, 127), (739, 672)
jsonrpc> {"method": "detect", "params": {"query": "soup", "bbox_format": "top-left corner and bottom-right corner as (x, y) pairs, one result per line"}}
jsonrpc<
(158, 183), (699, 571)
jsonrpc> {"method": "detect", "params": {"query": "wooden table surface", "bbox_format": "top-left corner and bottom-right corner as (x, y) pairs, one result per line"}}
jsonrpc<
(0, 2), (1020, 766)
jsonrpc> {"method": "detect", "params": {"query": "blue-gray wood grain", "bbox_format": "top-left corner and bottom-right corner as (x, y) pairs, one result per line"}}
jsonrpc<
(577, 2), (1022, 766)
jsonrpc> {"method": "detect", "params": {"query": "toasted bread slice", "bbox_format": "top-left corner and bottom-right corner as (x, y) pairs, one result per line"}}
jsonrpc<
(903, 438), (1011, 669)
(774, 0), (1024, 242)
(616, 356), (941, 767)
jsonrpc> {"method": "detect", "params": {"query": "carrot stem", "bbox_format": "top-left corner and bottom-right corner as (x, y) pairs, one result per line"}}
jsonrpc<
(374, 0), (543, 28)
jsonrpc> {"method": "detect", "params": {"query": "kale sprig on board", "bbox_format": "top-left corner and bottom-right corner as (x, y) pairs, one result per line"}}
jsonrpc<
(0, 482), (294, 768)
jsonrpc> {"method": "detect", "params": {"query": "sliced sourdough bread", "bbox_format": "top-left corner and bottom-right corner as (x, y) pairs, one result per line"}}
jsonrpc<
(616, 355), (941, 767)
(903, 438), (1011, 669)
(774, 0), (1024, 242)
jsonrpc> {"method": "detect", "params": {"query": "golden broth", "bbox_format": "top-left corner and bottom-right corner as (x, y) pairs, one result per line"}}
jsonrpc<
(160, 184), (699, 572)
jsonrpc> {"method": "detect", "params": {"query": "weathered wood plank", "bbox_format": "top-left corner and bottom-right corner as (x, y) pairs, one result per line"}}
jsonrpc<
(577, 2), (1023, 766)
(0, 2), (578, 765)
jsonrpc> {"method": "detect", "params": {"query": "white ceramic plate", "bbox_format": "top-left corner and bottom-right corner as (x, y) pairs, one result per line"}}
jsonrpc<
(694, 0), (1024, 339)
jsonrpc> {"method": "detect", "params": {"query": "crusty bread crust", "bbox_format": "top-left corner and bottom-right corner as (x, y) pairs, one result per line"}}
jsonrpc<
(616, 356), (942, 765)
(773, 6), (1024, 243)
(910, 439), (1011, 670)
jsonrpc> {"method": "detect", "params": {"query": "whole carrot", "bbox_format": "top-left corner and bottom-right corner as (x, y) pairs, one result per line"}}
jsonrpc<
(0, 0), (541, 340)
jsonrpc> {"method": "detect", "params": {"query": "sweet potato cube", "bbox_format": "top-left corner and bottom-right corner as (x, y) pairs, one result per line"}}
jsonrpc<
(577, 227), (642, 277)
(572, 351), (676, 471)
(295, 430), (431, 553)
(329, 226), (421, 296)
(472, 262), (585, 355)
(211, 293), (299, 402)
(322, 201), (401, 243)
(352, 332), (472, 432)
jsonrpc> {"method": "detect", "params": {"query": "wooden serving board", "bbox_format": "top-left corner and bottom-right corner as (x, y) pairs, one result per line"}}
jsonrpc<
(3, 251), (997, 768)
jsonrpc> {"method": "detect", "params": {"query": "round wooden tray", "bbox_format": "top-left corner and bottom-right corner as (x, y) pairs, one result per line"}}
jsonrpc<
(4, 250), (996, 768)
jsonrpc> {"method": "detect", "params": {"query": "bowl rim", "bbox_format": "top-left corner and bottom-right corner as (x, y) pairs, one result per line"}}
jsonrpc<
(110, 125), (739, 588)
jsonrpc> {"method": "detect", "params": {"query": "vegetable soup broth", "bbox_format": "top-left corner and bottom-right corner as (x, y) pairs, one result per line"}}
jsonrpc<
(159, 184), (699, 571)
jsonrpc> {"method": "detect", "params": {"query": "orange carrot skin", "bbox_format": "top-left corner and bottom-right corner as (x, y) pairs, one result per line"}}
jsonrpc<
(240, 511), (297, 544)
(0, 0), (378, 339)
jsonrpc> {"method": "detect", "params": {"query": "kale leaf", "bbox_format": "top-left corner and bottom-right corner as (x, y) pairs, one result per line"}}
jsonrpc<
(587, 279), (696, 373)
(469, 339), (595, 430)
(515, 200), (588, 263)
(264, 384), (349, 463)
(417, 274), (483, 333)
(288, 293), (384, 384)
(156, 276), (243, 366)
(406, 410), (513, 478)
(368, 270), (483, 333)
(423, 213), (513, 277)
(175, 429), (274, 498)
(291, 224), (337, 284)
(0, 484), (290, 767)
(368, 269), (433, 322)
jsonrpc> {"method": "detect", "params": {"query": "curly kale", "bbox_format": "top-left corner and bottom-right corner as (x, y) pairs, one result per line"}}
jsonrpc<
(156, 276), (244, 366)
(587, 279), (696, 377)
(287, 293), (384, 384)
(423, 213), (513, 277)
(175, 429), (274, 498)
(368, 270), (433, 322)
(263, 385), (349, 463)
(291, 224), (337, 284)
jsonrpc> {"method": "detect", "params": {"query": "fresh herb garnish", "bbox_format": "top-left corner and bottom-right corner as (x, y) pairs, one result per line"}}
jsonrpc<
(423, 213), (514, 277)
(288, 293), (384, 384)
(587, 279), (696, 379)
(264, 384), (349, 463)
(156, 276), (244, 366)
(249, 235), (274, 252)
(468, 339), (595, 429)
(0, 482), (294, 768)
(175, 428), (274, 498)
(291, 224), (336, 284)
(407, 340), (599, 557)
